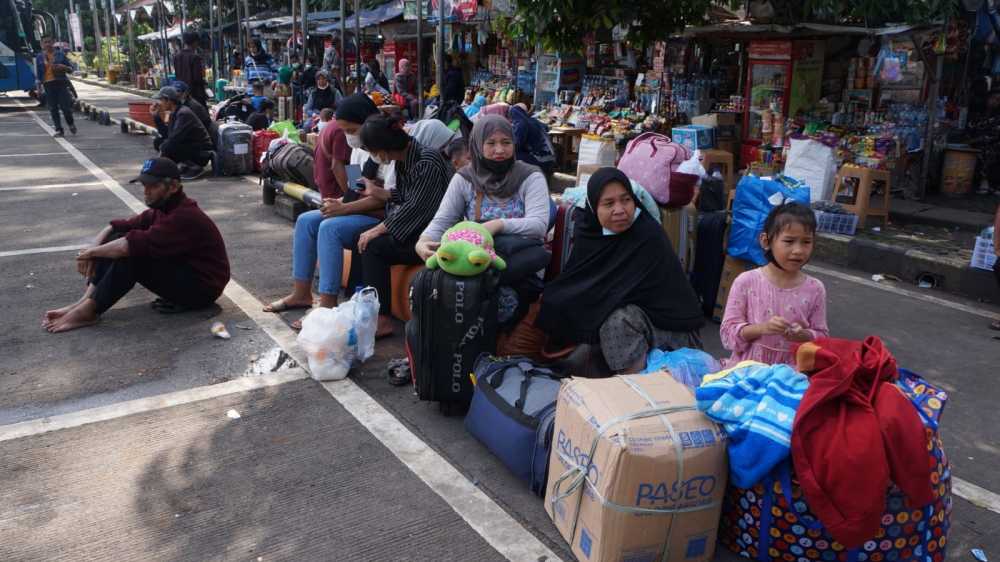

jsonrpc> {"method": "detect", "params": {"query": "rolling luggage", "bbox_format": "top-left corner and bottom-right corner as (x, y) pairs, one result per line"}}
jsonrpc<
(263, 142), (316, 189)
(465, 355), (564, 495)
(405, 269), (499, 415)
(544, 203), (580, 282)
(217, 118), (253, 176)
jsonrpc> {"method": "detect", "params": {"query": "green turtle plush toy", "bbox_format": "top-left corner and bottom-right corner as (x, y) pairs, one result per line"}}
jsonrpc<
(425, 221), (507, 276)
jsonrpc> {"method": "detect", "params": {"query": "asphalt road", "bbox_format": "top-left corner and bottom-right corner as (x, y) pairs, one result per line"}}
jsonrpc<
(0, 81), (998, 561)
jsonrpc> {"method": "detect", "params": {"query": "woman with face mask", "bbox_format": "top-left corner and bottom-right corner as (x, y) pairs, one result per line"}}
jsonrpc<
(263, 95), (382, 327)
(352, 112), (450, 337)
(415, 115), (552, 315)
(536, 167), (704, 374)
(302, 70), (343, 123)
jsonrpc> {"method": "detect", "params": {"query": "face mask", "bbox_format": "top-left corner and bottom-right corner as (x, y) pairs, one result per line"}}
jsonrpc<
(345, 133), (363, 149)
(317, 121), (328, 133)
(481, 156), (514, 175)
(602, 207), (641, 236)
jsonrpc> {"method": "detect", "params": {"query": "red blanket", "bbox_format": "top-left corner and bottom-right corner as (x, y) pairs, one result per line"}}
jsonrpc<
(792, 337), (935, 548)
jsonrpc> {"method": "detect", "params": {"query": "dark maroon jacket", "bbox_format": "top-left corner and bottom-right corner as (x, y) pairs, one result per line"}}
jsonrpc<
(110, 193), (230, 299)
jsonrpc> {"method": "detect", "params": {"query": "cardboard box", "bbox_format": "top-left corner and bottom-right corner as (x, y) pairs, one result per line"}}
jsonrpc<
(660, 204), (698, 274)
(712, 255), (756, 322)
(576, 163), (604, 187)
(691, 114), (740, 142)
(672, 125), (716, 152)
(545, 374), (728, 562)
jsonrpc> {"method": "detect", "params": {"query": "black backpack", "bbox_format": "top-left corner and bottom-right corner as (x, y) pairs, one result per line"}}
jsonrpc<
(263, 142), (316, 189)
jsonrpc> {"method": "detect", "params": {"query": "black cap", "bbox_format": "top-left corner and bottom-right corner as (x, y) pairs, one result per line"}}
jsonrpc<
(129, 157), (181, 184)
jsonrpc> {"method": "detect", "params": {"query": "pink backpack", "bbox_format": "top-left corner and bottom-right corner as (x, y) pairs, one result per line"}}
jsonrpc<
(617, 132), (695, 207)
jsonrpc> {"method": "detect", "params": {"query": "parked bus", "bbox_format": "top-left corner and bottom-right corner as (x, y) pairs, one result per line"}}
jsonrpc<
(1, 0), (40, 94)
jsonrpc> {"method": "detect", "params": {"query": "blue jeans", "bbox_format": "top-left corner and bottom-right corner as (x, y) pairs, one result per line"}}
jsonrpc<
(293, 210), (379, 295)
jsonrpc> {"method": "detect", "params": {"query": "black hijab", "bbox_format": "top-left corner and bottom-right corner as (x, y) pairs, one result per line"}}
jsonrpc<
(537, 167), (704, 344)
(335, 94), (379, 123)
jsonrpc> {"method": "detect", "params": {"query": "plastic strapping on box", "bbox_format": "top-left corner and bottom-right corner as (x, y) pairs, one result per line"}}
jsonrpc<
(548, 378), (719, 562)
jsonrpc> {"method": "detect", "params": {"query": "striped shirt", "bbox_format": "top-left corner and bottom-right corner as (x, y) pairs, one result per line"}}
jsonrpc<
(384, 140), (450, 242)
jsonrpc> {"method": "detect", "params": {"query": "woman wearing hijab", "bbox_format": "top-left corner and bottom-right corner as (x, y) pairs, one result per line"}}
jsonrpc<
(303, 70), (343, 125)
(263, 95), (382, 328)
(537, 167), (704, 373)
(416, 114), (551, 309)
(364, 59), (391, 95)
(243, 39), (276, 79)
(394, 58), (420, 118)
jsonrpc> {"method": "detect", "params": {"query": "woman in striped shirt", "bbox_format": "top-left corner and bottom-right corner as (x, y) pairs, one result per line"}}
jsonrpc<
(354, 112), (451, 337)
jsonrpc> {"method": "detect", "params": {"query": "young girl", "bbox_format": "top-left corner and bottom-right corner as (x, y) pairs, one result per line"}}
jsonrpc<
(720, 202), (829, 366)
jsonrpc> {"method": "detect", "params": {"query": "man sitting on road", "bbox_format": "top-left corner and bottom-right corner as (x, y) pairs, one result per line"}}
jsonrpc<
(150, 86), (215, 180)
(43, 158), (230, 333)
(153, 81), (216, 151)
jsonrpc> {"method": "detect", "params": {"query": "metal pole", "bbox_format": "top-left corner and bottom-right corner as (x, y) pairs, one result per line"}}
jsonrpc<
(89, 0), (103, 76)
(354, 0), (362, 87)
(416, 0), (422, 115)
(209, 0), (216, 87)
(290, 0), (296, 65)
(300, 0), (308, 60)
(104, 0), (112, 69)
(340, 0), (346, 80)
(235, 0), (242, 58)
(918, 53), (944, 201)
(127, 7), (136, 77)
(109, 0), (119, 65)
(436, 0), (443, 103)
(65, 9), (72, 49)
(242, 0), (250, 54)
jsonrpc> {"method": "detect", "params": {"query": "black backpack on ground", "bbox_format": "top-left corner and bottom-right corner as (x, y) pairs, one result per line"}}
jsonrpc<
(405, 269), (499, 415)
(690, 210), (729, 318)
(263, 142), (316, 189)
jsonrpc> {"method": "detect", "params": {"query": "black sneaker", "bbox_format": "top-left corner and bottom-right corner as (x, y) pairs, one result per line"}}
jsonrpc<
(180, 164), (207, 180)
(53, 130), (64, 138)
(69, 125), (77, 135)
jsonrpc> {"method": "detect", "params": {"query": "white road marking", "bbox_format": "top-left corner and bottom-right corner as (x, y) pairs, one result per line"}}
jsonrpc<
(0, 369), (309, 442)
(952, 477), (1000, 514)
(15, 98), (564, 560)
(0, 180), (103, 192)
(0, 244), (88, 258)
(0, 152), (70, 158)
(806, 263), (1000, 321)
(0, 133), (53, 136)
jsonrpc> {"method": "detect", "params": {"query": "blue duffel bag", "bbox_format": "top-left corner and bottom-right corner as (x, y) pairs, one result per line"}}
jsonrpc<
(465, 355), (565, 495)
(728, 174), (810, 265)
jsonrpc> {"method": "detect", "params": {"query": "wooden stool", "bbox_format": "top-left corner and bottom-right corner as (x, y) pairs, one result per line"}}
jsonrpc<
(830, 164), (891, 229)
(700, 148), (736, 194)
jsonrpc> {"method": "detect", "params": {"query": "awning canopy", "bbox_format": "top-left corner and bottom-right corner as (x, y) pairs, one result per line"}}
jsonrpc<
(137, 20), (198, 41)
(682, 21), (938, 39)
(315, 1), (404, 33)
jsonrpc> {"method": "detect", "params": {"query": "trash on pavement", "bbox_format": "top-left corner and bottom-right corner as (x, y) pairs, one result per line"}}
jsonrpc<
(871, 274), (901, 283)
(297, 288), (378, 381)
(211, 321), (231, 339)
(972, 548), (988, 562)
(226, 409), (241, 419)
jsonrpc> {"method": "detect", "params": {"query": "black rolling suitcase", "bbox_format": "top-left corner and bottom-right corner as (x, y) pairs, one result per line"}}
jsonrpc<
(405, 269), (499, 415)
(691, 211), (729, 318)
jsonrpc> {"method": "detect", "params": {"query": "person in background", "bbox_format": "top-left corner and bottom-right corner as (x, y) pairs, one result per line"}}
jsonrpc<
(442, 54), (465, 104)
(243, 39), (276, 80)
(316, 108), (334, 132)
(416, 115), (551, 315)
(228, 49), (242, 72)
(303, 70), (342, 125)
(173, 32), (208, 106)
(510, 103), (556, 175)
(407, 119), (460, 159)
(262, 96), (383, 328)
(34, 35), (77, 137)
(247, 81), (268, 112)
(537, 168), (704, 373)
(354, 112), (450, 337)
(300, 55), (318, 92)
(443, 138), (470, 171)
(322, 40), (341, 74)
(394, 58), (420, 118)
(364, 59), (391, 95)
(150, 86), (214, 180)
(276, 53), (297, 95)
(720, 202), (829, 366)
(154, 81), (215, 151)
(246, 99), (275, 131)
(42, 158), (229, 333)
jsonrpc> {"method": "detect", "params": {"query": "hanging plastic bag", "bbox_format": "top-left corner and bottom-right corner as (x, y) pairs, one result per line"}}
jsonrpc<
(297, 288), (380, 381)
(728, 174), (810, 265)
(268, 120), (300, 142)
(677, 149), (707, 184)
(642, 347), (721, 388)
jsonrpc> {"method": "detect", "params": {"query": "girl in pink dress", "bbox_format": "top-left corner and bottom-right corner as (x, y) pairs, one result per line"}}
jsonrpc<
(720, 203), (829, 366)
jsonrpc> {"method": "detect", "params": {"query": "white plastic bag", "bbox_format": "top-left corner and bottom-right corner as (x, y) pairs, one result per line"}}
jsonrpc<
(678, 149), (707, 184)
(297, 288), (380, 381)
(577, 136), (618, 167)
(783, 138), (837, 202)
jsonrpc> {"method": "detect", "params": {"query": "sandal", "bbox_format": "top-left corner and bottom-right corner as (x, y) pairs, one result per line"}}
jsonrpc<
(263, 298), (313, 313)
(387, 358), (411, 387)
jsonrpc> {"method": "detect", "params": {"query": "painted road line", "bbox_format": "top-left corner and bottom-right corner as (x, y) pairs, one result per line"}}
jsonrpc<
(0, 152), (71, 158)
(953, 477), (1000, 514)
(806, 264), (1000, 321)
(0, 133), (53, 137)
(0, 181), (104, 192)
(0, 369), (309, 442)
(0, 244), (88, 258)
(18, 97), (565, 561)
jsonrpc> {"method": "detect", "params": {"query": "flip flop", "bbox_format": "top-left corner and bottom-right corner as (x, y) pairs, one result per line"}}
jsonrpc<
(263, 299), (313, 313)
(387, 358), (411, 387)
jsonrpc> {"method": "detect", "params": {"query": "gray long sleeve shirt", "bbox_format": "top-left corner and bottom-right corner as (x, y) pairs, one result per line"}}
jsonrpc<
(421, 171), (550, 242)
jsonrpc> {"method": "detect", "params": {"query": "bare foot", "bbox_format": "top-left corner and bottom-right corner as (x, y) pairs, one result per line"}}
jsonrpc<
(43, 301), (82, 327)
(46, 301), (99, 333)
(375, 315), (395, 338)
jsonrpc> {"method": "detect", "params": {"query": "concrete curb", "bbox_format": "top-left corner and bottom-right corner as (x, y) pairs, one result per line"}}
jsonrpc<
(72, 76), (153, 98)
(814, 232), (999, 303)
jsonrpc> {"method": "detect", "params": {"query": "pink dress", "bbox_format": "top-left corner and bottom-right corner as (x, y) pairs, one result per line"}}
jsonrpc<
(720, 268), (829, 366)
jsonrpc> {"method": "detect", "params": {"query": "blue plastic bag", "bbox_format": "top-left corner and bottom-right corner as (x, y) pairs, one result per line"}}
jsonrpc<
(727, 174), (810, 265)
(642, 348), (721, 388)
